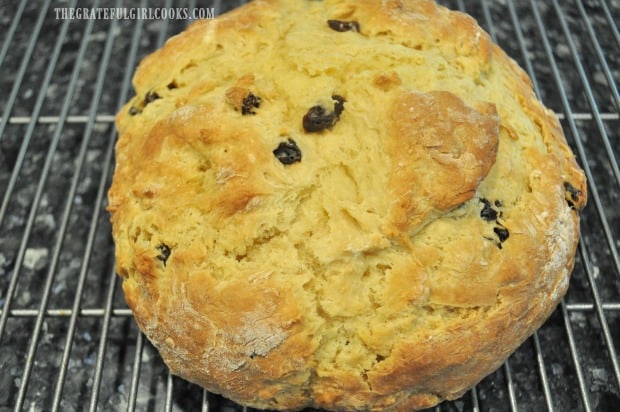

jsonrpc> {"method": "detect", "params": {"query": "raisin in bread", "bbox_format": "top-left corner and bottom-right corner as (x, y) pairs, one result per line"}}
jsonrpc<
(107, 0), (587, 410)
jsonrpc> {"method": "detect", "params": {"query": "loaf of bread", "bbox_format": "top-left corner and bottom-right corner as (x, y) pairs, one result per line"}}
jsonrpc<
(107, 0), (587, 410)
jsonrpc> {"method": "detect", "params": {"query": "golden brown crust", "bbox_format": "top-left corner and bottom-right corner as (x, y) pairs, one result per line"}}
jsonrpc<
(108, 0), (587, 410)
(387, 90), (499, 235)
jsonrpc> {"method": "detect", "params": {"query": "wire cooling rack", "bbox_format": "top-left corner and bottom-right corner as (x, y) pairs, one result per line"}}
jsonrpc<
(0, 0), (618, 411)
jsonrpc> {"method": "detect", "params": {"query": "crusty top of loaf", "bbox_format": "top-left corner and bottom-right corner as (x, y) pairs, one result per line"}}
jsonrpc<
(108, 0), (587, 410)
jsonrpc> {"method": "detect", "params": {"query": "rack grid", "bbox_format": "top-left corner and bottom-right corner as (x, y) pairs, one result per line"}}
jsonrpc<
(0, 0), (618, 411)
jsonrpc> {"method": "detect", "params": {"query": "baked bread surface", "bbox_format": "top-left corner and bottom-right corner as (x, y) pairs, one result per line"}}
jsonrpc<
(107, 0), (587, 410)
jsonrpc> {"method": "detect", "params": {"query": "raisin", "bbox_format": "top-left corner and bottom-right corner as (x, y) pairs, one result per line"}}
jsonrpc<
(327, 20), (360, 32)
(242, 93), (262, 115)
(303, 106), (335, 132)
(128, 106), (141, 116)
(167, 81), (178, 89)
(494, 227), (510, 243)
(479, 198), (509, 248)
(156, 243), (171, 267)
(332, 94), (346, 116)
(145, 91), (160, 105)
(564, 181), (582, 208)
(303, 95), (346, 133)
(479, 198), (498, 222)
(303, 106), (336, 133)
(273, 139), (302, 165)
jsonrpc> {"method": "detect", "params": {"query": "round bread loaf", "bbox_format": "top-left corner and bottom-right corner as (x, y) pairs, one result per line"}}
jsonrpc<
(107, 0), (587, 410)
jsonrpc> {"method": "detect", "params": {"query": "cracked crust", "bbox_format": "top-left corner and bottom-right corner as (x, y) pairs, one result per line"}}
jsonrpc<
(107, 0), (587, 410)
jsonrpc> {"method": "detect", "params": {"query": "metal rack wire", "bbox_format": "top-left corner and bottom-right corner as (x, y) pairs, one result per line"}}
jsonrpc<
(0, 0), (618, 411)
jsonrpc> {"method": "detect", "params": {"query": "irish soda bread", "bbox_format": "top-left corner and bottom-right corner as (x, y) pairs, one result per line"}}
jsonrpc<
(107, 0), (587, 410)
